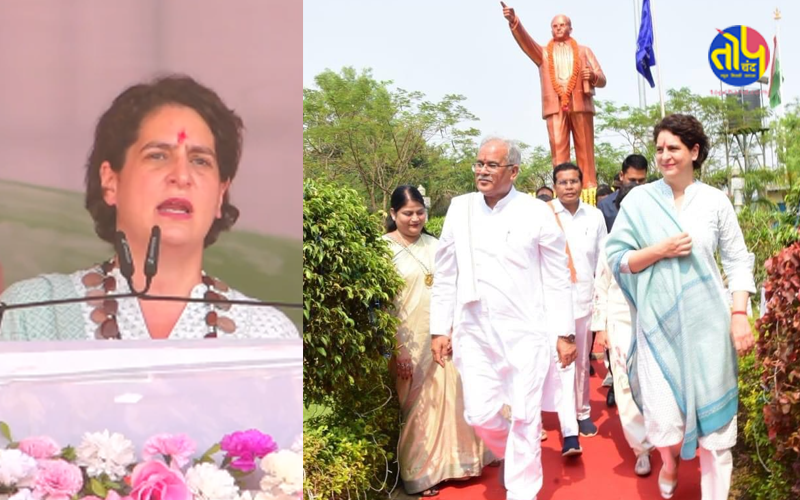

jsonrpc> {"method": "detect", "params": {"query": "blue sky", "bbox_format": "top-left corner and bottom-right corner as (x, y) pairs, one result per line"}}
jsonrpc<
(304, 0), (797, 157)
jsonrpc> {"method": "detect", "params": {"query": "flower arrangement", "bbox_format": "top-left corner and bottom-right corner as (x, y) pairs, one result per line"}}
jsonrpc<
(580, 186), (597, 206)
(546, 37), (581, 112)
(0, 423), (301, 500)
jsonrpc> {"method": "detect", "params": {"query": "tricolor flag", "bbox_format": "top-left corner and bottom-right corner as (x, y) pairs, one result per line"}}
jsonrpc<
(769, 35), (782, 108)
(636, 0), (656, 88)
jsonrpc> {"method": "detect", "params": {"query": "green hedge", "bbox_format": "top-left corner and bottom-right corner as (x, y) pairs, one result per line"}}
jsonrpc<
(303, 179), (402, 405)
(303, 179), (403, 499)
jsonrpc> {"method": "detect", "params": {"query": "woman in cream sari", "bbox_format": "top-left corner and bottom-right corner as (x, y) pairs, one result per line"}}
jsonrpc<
(383, 186), (491, 497)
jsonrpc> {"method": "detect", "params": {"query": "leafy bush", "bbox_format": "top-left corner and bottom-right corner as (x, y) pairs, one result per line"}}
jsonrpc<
(737, 208), (791, 287)
(731, 186), (799, 498)
(731, 346), (792, 500)
(302, 363), (400, 500)
(303, 178), (402, 406)
(303, 179), (404, 499)
(425, 216), (444, 239)
(752, 241), (800, 496)
(303, 408), (396, 500)
(737, 184), (799, 287)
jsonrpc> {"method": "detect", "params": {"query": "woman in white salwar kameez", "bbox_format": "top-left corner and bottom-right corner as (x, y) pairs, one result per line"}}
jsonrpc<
(607, 114), (755, 500)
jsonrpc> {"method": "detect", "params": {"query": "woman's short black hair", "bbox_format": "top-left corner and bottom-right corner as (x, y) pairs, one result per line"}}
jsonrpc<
(653, 114), (709, 171)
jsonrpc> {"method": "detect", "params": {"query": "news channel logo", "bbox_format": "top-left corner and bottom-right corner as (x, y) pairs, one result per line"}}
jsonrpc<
(708, 25), (770, 86)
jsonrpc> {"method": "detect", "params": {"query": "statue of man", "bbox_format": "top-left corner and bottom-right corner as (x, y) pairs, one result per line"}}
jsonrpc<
(501, 2), (606, 187)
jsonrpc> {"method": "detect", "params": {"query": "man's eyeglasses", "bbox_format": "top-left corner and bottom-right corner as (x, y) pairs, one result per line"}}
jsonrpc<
(555, 179), (581, 187)
(472, 161), (515, 173)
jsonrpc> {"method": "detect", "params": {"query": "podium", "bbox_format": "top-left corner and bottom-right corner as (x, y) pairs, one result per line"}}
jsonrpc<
(0, 339), (302, 456)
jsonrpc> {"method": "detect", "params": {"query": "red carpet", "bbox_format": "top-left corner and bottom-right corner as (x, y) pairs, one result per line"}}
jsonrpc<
(433, 358), (702, 500)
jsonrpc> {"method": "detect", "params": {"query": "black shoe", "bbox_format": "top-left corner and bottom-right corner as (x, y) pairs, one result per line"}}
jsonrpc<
(578, 418), (598, 437)
(606, 385), (616, 407)
(561, 435), (583, 457)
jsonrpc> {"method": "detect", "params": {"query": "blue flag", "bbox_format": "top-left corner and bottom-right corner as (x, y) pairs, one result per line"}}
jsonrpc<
(636, 0), (656, 88)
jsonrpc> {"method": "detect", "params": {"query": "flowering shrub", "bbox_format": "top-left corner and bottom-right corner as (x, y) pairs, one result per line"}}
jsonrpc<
(0, 423), (301, 500)
(753, 240), (800, 496)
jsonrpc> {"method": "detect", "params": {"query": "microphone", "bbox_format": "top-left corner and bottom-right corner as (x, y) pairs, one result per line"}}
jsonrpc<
(142, 226), (161, 295)
(114, 231), (135, 292)
(115, 228), (160, 295)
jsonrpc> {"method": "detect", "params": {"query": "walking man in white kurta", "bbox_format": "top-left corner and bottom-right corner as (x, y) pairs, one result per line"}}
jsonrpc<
(592, 183), (655, 476)
(550, 162), (607, 437)
(430, 136), (576, 500)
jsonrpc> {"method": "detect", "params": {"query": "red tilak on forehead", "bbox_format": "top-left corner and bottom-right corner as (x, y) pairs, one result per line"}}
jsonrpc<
(177, 129), (188, 144)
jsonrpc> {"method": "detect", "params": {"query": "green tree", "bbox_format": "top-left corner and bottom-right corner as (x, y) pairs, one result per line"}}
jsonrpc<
(516, 145), (553, 194)
(775, 100), (800, 187)
(596, 87), (771, 183)
(303, 67), (479, 212)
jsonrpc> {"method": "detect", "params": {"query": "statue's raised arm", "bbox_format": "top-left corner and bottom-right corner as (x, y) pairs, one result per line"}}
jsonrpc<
(501, 4), (605, 188)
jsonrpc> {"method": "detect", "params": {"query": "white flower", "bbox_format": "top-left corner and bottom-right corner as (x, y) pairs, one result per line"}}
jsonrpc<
(8, 489), (34, 500)
(74, 430), (136, 480)
(290, 435), (301, 454)
(236, 492), (271, 500)
(0, 449), (37, 486)
(185, 463), (239, 500)
(259, 450), (302, 495)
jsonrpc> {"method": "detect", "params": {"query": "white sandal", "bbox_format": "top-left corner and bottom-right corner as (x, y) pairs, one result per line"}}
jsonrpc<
(658, 465), (678, 499)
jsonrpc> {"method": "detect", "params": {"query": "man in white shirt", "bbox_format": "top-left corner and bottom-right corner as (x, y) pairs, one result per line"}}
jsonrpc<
(550, 162), (608, 437)
(430, 136), (576, 500)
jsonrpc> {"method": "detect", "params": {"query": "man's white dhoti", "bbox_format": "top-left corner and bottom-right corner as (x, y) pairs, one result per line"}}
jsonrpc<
(454, 304), (550, 500)
(542, 342), (578, 438)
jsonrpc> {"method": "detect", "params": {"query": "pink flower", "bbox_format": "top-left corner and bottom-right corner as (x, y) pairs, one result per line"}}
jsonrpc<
(129, 461), (190, 500)
(219, 430), (277, 472)
(142, 434), (196, 469)
(19, 437), (61, 460)
(32, 459), (83, 500)
(82, 492), (132, 500)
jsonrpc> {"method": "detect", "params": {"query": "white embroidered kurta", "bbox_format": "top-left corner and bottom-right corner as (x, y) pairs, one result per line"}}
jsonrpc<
(591, 236), (634, 333)
(619, 180), (755, 449)
(0, 267), (299, 340)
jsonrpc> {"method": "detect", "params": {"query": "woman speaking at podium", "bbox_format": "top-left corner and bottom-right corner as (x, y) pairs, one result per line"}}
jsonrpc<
(0, 76), (298, 341)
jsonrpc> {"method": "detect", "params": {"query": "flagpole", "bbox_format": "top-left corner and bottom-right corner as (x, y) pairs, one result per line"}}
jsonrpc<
(773, 8), (783, 174)
(633, 0), (646, 109)
(774, 8), (782, 113)
(650, 0), (666, 118)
